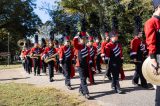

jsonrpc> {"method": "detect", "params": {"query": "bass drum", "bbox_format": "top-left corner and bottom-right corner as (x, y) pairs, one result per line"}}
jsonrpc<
(142, 57), (160, 86)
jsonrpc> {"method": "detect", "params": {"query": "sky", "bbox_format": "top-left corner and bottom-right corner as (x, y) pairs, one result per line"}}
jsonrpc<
(33, 0), (60, 23)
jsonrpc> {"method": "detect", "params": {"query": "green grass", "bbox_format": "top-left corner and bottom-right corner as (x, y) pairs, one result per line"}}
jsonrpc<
(0, 64), (22, 70)
(0, 83), (85, 106)
(123, 64), (135, 71)
(102, 63), (135, 71)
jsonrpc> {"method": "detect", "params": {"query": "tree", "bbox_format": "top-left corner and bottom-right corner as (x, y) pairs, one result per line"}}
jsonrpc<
(48, 8), (80, 37)
(58, 0), (153, 62)
(0, 0), (42, 62)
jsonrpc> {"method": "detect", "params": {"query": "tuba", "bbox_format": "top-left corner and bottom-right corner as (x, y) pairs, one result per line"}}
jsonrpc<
(17, 39), (26, 48)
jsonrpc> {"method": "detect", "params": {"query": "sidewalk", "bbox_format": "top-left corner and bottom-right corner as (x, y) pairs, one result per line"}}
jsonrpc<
(0, 68), (155, 106)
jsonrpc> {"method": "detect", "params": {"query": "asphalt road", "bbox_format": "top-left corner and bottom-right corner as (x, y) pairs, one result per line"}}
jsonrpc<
(0, 68), (155, 106)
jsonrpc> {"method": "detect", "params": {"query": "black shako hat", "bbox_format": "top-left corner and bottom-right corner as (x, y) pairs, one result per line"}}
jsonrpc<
(41, 38), (46, 47)
(34, 34), (38, 43)
(109, 16), (119, 38)
(49, 30), (55, 42)
(152, 0), (160, 9)
(134, 15), (142, 36)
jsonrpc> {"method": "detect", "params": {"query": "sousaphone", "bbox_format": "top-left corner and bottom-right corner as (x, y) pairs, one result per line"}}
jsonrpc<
(142, 57), (160, 86)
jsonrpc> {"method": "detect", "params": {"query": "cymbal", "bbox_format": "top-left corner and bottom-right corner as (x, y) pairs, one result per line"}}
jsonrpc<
(142, 57), (160, 86)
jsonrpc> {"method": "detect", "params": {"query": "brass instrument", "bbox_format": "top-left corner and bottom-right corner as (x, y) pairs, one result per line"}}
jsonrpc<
(44, 53), (58, 63)
(30, 54), (41, 59)
(142, 57), (160, 86)
(17, 39), (26, 48)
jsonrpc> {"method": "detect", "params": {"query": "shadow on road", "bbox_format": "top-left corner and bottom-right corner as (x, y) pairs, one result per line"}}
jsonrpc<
(0, 77), (30, 81)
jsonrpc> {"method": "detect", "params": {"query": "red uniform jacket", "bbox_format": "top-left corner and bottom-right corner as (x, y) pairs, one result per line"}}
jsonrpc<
(142, 40), (148, 57)
(144, 16), (160, 59)
(59, 46), (74, 62)
(93, 42), (101, 56)
(73, 36), (92, 67)
(54, 45), (60, 72)
(43, 47), (57, 58)
(55, 45), (60, 53)
(101, 41), (108, 57)
(24, 49), (31, 57)
(30, 47), (42, 55)
(93, 42), (103, 64)
(130, 36), (146, 60)
(20, 50), (25, 60)
(104, 41), (125, 79)
(104, 41), (123, 63)
(59, 45), (75, 78)
(41, 47), (46, 60)
(30, 47), (43, 67)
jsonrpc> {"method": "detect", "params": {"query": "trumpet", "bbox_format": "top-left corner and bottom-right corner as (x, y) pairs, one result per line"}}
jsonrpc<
(44, 53), (58, 63)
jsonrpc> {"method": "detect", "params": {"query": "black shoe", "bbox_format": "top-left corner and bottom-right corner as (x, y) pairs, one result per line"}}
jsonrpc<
(132, 80), (139, 87)
(34, 73), (36, 76)
(84, 94), (90, 99)
(115, 89), (123, 94)
(107, 76), (112, 80)
(67, 86), (72, 90)
(98, 70), (102, 74)
(141, 84), (148, 89)
(50, 79), (54, 82)
(111, 84), (115, 90)
(79, 90), (84, 96)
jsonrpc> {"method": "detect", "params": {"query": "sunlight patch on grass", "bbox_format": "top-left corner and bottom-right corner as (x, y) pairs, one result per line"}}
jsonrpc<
(0, 83), (85, 106)
(123, 64), (135, 71)
(0, 64), (22, 70)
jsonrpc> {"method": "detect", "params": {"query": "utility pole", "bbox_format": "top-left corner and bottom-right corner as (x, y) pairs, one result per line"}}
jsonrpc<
(8, 32), (10, 67)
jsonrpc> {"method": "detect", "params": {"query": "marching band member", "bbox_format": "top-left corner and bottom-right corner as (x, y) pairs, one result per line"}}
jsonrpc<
(103, 31), (124, 94)
(54, 40), (61, 73)
(101, 32), (112, 80)
(87, 36), (96, 84)
(93, 36), (102, 73)
(41, 38), (47, 75)
(24, 40), (32, 74)
(130, 16), (148, 88)
(103, 17), (124, 94)
(20, 47), (26, 71)
(73, 31), (93, 99)
(59, 36), (75, 90)
(144, 0), (160, 105)
(30, 35), (42, 76)
(43, 33), (57, 82)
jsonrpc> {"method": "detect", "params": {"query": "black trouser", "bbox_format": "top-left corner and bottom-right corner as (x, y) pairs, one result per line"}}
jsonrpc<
(25, 57), (32, 74)
(77, 67), (89, 95)
(57, 59), (63, 73)
(63, 62), (71, 86)
(133, 71), (139, 84)
(133, 63), (147, 86)
(96, 55), (101, 72)
(22, 62), (25, 71)
(156, 86), (160, 106)
(33, 58), (40, 75)
(42, 60), (47, 73)
(48, 61), (54, 80)
(110, 63), (120, 89)
(105, 62), (111, 78)
(106, 66), (111, 77)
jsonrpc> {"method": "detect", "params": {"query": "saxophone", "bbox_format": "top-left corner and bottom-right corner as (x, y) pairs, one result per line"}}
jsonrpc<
(30, 54), (41, 59)
(44, 53), (58, 63)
